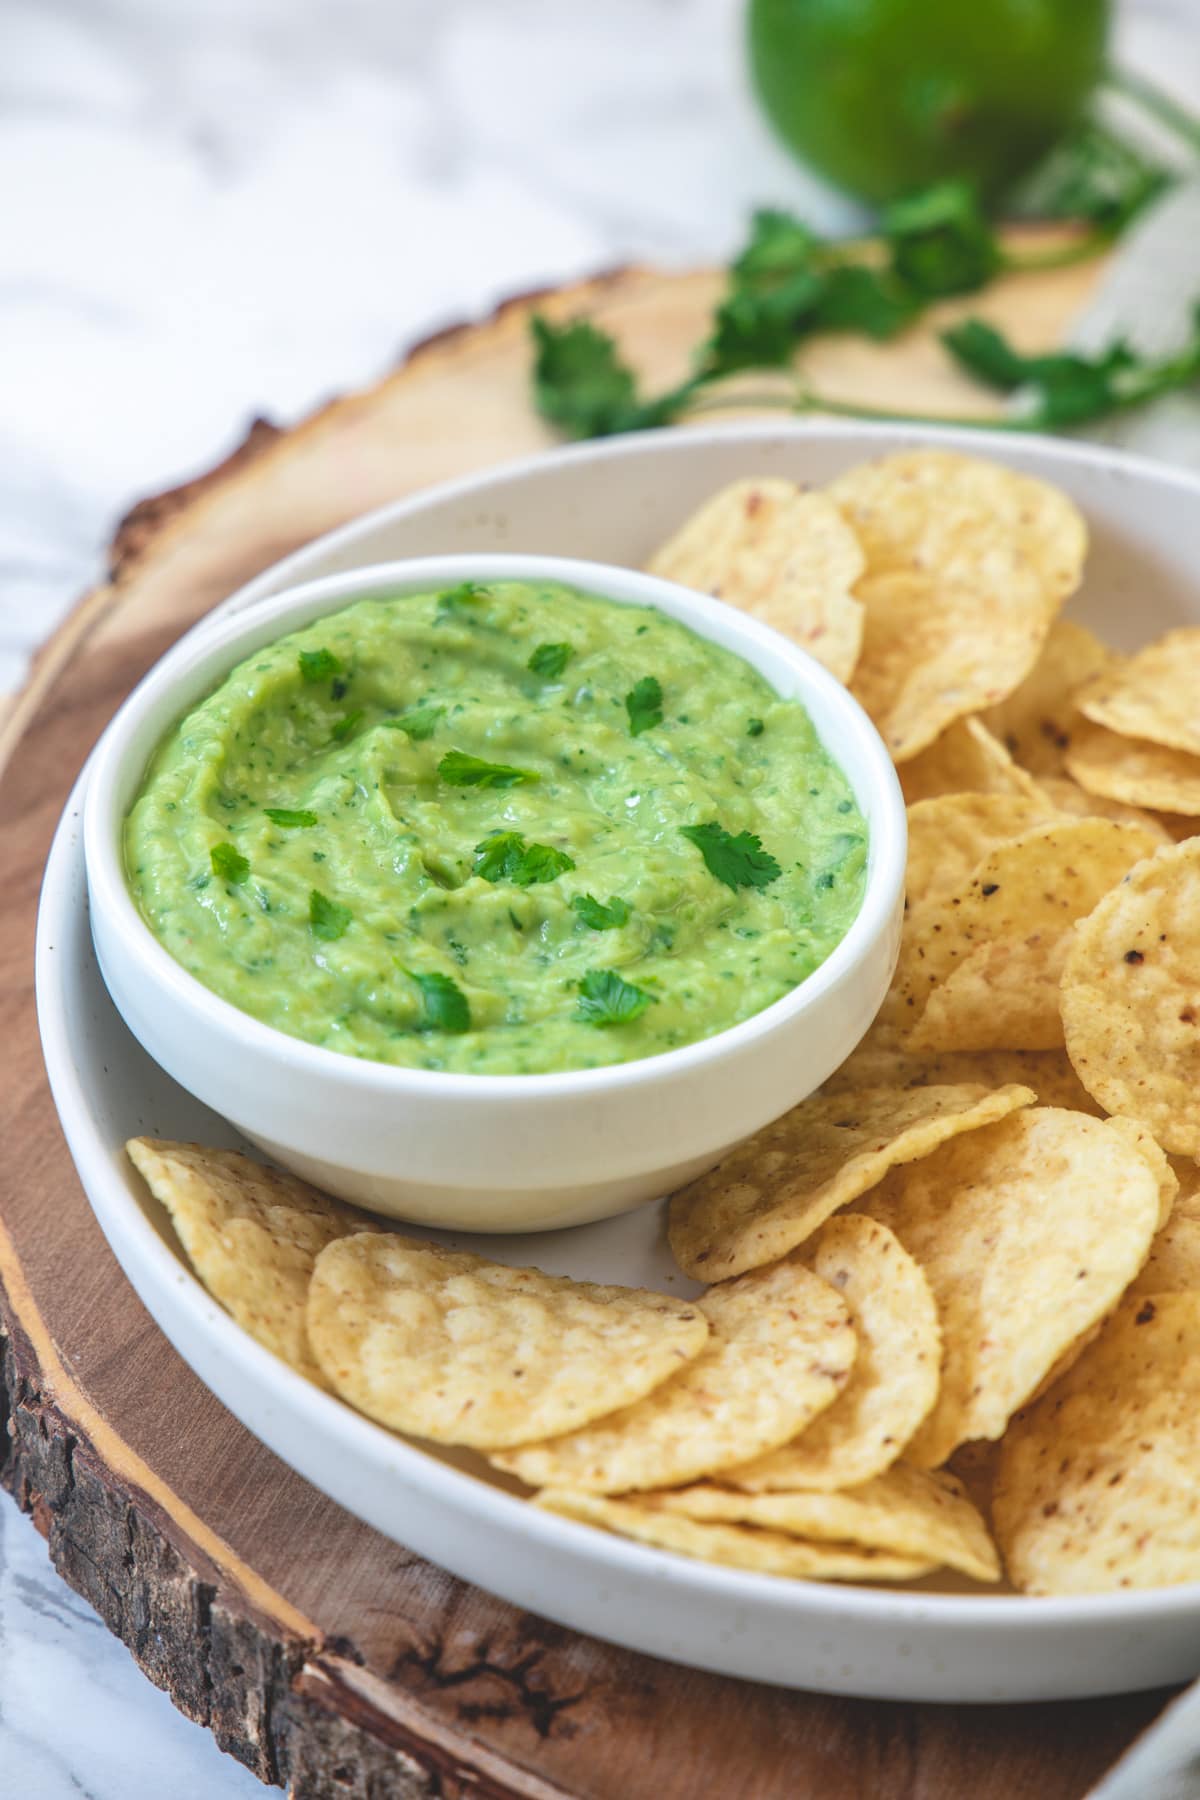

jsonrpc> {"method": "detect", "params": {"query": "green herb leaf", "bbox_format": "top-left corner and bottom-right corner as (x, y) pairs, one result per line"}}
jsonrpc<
(438, 750), (540, 788)
(572, 893), (631, 930)
(309, 889), (352, 940)
(530, 315), (692, 439)
(438, 581), (490, 614)
(331, 710), (364, 742)
(210, 842), (249, 884)
(625, 675), (663, 737)
(681, 821), (782, 891)
(263, 808), (318, 828)
(703, 272), (824, 375)
(942, 315), (1200, 430)
(575, 968), (654, 1027)
(810, 264), (920, 341)
(731, 208), (820, 284)
(403, 968), (471, 1034)
(746, 718), (765, 738)
(528, 641), (572, 679)
(473, 831), (574, 886)
(884, 180), (1001, 298)
(298, 647), (343, 683)
(388, 702), (444, 741)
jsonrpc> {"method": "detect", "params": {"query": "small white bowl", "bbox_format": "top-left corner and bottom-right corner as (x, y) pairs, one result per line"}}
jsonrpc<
(83, 553), (905, 1232)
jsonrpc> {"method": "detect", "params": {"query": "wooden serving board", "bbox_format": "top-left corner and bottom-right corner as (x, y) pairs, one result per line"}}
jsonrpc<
(0, 242), (1176, 1798)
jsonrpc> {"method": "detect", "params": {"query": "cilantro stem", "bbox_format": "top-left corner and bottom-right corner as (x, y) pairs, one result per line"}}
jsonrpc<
(1105, 65), (1200, 158)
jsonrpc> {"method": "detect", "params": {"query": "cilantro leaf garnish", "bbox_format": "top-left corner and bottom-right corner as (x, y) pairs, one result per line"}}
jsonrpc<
(473, 831), (574, 886)
(572, 893), (631, 930)
(575, 968), (654, 1027)
(386, 702), (443, 741)
(746, 718), (764, 738)
(403, 968), (471, 1034)
(530, 316), (688, 439)
(438, 581), (490, 614)
(883, 180), (1001, 298)
(331, 709), (364, 742)
(625, 676), (663, 737)
(264, 808), (318, 828)
(309, 889), (352, 941)
(942, 314), (1200, 429)
(681, 822), (782, 891)
(528, 642), (572, 680)
(298, 647), (342, 683)
(438, 750), (540, 788)
(210, 842), (249, 884)
(810, 264), (920, 340)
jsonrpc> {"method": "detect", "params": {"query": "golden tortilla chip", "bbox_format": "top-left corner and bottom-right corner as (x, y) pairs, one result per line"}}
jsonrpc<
(1131, 1176), (1200, 1296)
(1106, 1115), (1180, 1229)
(667, 1082), (1035, 1283)
(535, 1490), (932, 1582)
(905, 792), (1054, 909)
(126, 1137), (360, 1387)
(859, 1108), (1161, 1468)
(994, 1293), (1200, 1593)
(1062, 838), (1200, 1156)
(981, 618), (1115, 775)
(827, 451), (1085, 761)
(646, 478), (865, 681)
(1065, 720), (1200, 816)
(821, 1046), (1102, 1113)
(492, 1260), (855, 1492)
(1037, 774), (1173, 840)
(724, 1216), (939, 1491)
(901, 817), (1162, 1053)
(306, 1234), (709, 1450)
(1077, 627), (1200, 759)
(898, 717), (1047, 807)
(652, 1463), (999, 1582)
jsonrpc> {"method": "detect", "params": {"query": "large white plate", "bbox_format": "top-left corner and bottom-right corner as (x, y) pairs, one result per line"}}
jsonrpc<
(36, 422), (1200, 1703)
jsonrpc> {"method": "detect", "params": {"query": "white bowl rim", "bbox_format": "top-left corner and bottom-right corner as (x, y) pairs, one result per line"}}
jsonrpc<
(41, 767), (1200, 1628)
(84, 551), (907, 1100)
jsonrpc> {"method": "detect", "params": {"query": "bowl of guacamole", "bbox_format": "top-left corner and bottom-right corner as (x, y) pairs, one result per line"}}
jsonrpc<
(85, 554), (905, 1231)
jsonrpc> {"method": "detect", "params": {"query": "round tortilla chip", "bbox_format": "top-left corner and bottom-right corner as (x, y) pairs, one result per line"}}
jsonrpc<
(666, 1082), (1035, 1283)
(898, 717), (1048, 807)
(994, 1294), (1200, 1594)
(821, 1046), (1102, 1114)
(535, 1490), (932, 1582)
(1065, 720), (1200, 816)
(126, 1137), (360, 1387)
(905, 792), (1055, 910)
(981, 618), (1115, 776)
(827, 451), (1085, 762)
(1038, 773), (1173, 840)
(858, 1108), (1161, 1469)
(306, 1233), (709, 1450)
(724, 1216), (940, 1491)
(1131, 1161), (1200, 1295)
(646, 478), (865, 682)
(492, 1260), (855, 1493)
(1062, 838), (1200, 1156)
(651, 1463), (999, 1582)
(1076, 627), (1200, 759)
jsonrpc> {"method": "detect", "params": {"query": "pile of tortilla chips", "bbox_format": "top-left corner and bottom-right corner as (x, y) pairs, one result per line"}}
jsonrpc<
(129, 451), (1200, 1598)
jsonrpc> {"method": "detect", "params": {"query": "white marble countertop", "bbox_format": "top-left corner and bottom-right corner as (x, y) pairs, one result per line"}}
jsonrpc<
(2, 0), (1197, 1793)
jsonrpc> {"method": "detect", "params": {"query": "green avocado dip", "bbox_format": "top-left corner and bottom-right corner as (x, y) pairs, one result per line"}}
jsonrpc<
(125, 580), (868, 1075)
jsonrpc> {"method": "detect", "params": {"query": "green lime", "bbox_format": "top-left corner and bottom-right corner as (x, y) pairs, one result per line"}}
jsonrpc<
(748, 0), (1110, 205)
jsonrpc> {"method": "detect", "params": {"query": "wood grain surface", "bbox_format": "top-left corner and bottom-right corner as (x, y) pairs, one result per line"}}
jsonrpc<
(0, 246), (1173, 1799)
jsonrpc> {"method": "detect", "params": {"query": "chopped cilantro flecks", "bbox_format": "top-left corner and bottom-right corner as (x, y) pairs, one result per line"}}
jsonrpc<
(473, 830), (574, 886)
(298, 647), (342, 683)
(388, 702), (444, 741)
(439, 750), (540, 788)
(528, 641), (572, 679)
(331, 709), (364, 742)
(404, 968), (471, 1034)
(210, 842), (249, 884)
(309, 889), (352, 940)
(681, 822), (782, 891)
(576, 968), (654, 1027)
(572, 893), (631, 930)
(625, 675), (663, 737)
(438, 581), (489, 614)
(264, 807), (319, 829)
(747, 718), (764, 737)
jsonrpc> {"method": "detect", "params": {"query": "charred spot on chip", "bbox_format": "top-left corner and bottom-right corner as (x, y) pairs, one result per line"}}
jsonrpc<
(1124, 949), (1145, 964)
(980, 883), (999, 897)
(1135, 1301), (1157, 1324)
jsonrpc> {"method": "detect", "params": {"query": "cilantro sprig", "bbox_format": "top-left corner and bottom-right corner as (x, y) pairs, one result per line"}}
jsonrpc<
(473, 831), (575, 886)
(575, 968), (654, 1027)
(572, 894), (631, 930)
(528, 642), (572, 680)
(625, 676), (663, 737)
(388, 702), (444, 741)
(210, 842), (249, 884)
(309, 889), (352, 941)
(943, 315), (1200, 430)
(264, 807), (318, 828)
(438, 750), (540, 789)
(298, 647), (342, 683)
(681, 822), (782, 892)
(403, 968), (471, 1034)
